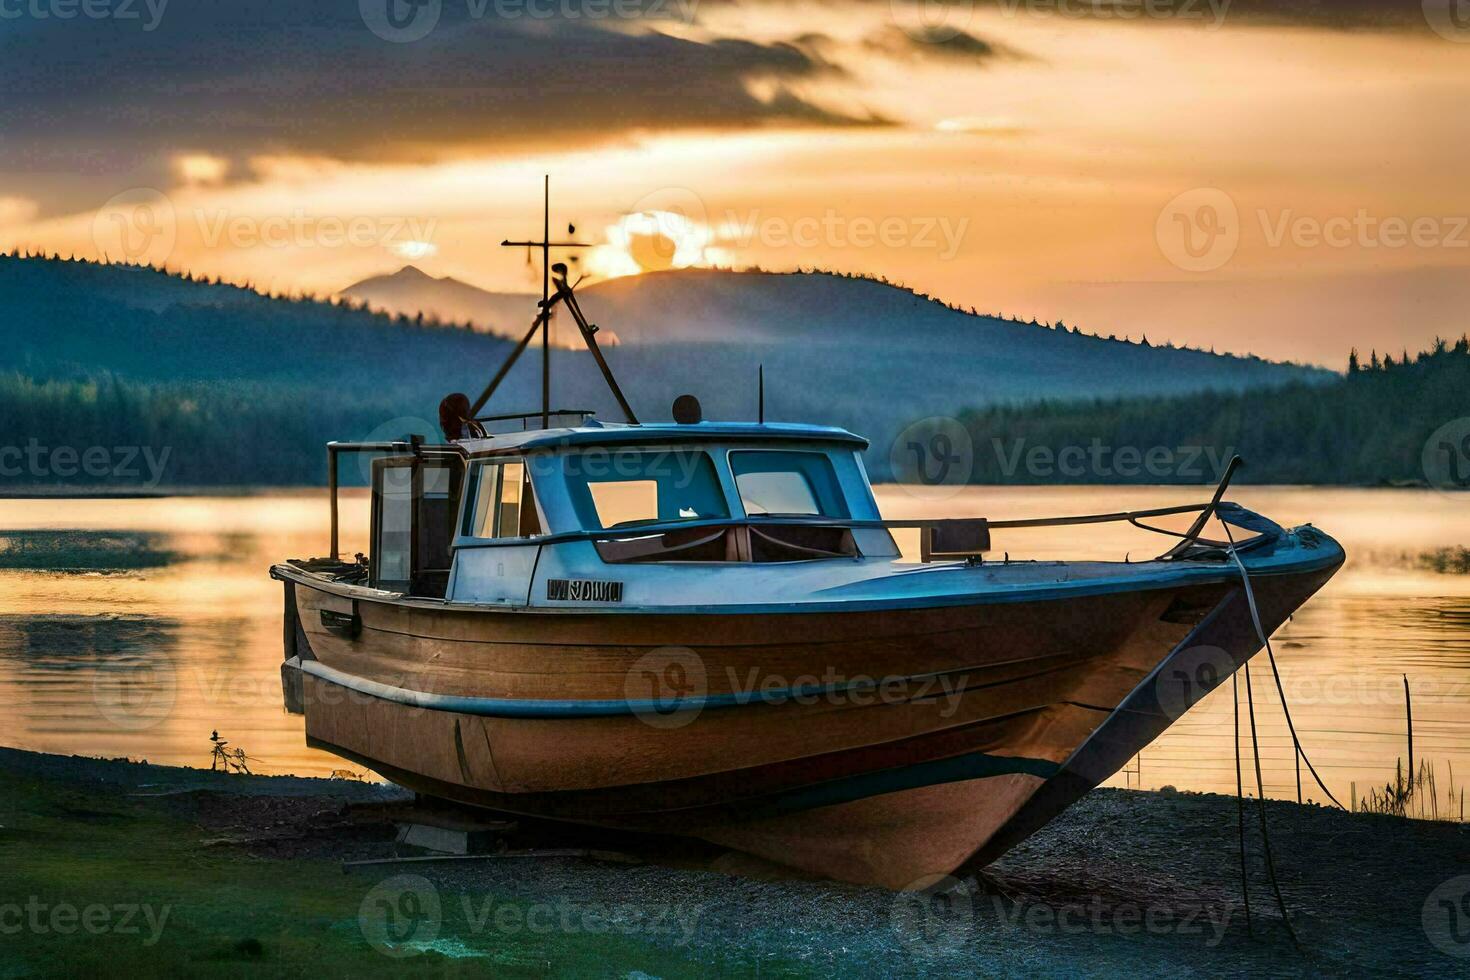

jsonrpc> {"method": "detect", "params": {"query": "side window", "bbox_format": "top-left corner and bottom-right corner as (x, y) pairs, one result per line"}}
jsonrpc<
(375, 464), (414, 591)
(463, 461), (538, 539)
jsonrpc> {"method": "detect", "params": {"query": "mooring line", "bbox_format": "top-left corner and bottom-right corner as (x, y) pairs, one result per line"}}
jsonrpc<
(1233, 671), (1253, 938)
(1223, 523), (1346, 810)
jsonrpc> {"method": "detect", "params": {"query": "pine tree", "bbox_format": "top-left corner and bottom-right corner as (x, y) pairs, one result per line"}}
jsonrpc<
(1348, 348), (1360, 373)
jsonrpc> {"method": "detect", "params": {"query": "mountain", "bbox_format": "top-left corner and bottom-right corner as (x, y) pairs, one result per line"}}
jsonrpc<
(2, 255), (1331, 486)
(338, 266), (597, 347)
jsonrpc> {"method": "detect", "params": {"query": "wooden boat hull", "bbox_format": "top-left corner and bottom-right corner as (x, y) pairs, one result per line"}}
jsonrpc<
(277, 541), (1342, 888)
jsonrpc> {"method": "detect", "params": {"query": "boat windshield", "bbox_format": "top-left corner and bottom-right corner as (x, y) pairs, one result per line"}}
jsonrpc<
(730, 451), (849, 519)
(563, 450), (730, 530)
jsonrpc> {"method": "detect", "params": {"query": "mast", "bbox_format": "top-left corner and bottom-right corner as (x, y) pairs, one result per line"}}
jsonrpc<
(500, 175), (589, 428)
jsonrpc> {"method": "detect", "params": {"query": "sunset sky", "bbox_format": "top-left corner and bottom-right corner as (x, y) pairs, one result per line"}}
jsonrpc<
(2, 0), (1467, 367)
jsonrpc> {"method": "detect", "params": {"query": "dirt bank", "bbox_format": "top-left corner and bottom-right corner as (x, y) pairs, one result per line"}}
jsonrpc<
(1, 746), (1465, 977)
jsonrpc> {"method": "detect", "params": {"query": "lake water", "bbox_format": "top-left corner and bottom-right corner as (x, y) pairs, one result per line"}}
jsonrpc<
(1, 487), (1467, 816)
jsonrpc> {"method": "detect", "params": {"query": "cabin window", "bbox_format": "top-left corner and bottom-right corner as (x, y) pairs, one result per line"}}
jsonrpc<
(462, 460), (539, 539)
(565, 450), (728, 530)
(731, 451), (848, 519)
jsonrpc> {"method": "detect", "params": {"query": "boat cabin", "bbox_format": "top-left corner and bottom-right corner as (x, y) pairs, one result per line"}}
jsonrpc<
(332, 413), (906, 608)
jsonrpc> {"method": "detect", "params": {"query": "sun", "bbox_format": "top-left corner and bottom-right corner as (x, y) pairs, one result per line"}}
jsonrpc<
(585, 209), (714, 280)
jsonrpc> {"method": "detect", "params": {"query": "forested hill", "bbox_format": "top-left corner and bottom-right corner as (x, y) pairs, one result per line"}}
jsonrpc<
(953, 341), (1470, 486)
(3, 255), (1330, 487)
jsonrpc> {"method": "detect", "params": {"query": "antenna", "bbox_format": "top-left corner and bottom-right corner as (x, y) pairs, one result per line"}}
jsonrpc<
(500, 175), (591, 428)
(758, 364), (764, 424)
(472, 182), (638, 427)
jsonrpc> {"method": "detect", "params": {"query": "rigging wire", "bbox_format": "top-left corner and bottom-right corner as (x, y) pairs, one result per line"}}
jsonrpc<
(1233, 671), (1253, 937)
(1223, 522), (1347, 810)
(1244, 661), (1299, 946)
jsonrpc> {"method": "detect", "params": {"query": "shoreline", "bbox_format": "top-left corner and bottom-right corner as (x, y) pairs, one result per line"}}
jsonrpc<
(3, 745), (1465, 976)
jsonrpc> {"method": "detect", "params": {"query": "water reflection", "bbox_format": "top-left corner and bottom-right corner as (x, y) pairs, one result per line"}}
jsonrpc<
(0, 488), (1465, 807)
(0, 530), (178, 571)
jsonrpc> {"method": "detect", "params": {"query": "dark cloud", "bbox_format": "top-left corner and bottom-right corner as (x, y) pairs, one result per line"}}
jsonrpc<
(861, 25), (1022, 61)
(0, 2), (884, 180)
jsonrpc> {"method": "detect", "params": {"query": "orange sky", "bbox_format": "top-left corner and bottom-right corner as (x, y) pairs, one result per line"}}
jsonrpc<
(2, 4), (1467, 367)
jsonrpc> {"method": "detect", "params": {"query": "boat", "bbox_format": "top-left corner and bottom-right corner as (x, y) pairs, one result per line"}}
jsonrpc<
(273, 197), (1344, 888)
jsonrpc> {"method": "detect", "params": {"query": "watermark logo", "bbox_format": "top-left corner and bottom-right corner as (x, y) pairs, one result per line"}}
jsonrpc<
(1154, 645), (1234, 721)
(625, 646), (707, 729)
(1422, 875), (1470, 958)
(890, 0), (975, 42)
(92, 188), (177, 267)
(355, 416), (441, 482)
(1424, 0), (1470, 42)
(92, 649), (177, 731)
(1422, 418), (1470, 494)
(359, 875), (443, 958)
(889, 417), (974, 500)
(1157, 188), (1239, 273)
(360, 0), (441, 42)
(889, 873), (975, 952)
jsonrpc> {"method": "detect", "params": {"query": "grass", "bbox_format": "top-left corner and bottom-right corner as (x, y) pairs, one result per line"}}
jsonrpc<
(0, 770), (716, 977)
(1353, 758), (1466, 823)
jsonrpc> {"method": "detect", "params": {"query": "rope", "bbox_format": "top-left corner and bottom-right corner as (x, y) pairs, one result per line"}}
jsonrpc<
(1244, 661), (1299, 946)
(1234, 671), (1253, 937)
(1222, 523), (1346, 810)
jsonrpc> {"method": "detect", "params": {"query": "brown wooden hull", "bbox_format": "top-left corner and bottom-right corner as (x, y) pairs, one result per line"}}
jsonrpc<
(279, 553), (1341, 887)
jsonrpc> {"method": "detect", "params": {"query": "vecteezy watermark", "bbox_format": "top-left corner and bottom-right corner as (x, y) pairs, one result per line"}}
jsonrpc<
(0, 441), (171, 488)
(1423, 0), (1470, 42)
(624, 647), (708, 730)
(457, 893), (700, 944)
(357, 875), (701, 958)
(994, 0), (1231, 27)
(93, 188), (177, 267)
(890, 0), (975, 42)
(359, 0), (700, 43)
(989, 895), (1233, 946)
(889, 417), (976, 501)
(0, 0), (168, 30)
(1258, 210), (1470, 252)
(719, 209), (969, 261)
(990, 439), (1237, 482)
(623, 648), (973, 730)
(1422, 418), (1470, 494)
(1423, 875), (1470, 958)
(359, 875), (443, 958)
(92, 649), (178, 732)
(1154, 645), (1235, 721)
(1158, 189), (1470, 273)
(91, 188), (439, 269)
(0, 898), (172, 944)
(889, 874), (976, 953)
(1157, 188), (1240, 273)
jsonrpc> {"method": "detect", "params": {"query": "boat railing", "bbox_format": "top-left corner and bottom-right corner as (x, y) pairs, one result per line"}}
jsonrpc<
(496, 455), (1250, 563)
(325, 439), (465, 560)
(472, 409), (598, 434)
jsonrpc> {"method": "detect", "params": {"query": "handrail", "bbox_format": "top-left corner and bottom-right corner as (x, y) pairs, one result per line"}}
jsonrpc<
(451, 499), (1231, 551)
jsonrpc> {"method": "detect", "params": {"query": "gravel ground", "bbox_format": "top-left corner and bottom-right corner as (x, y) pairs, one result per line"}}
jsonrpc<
(4, 747), (1466, 977)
